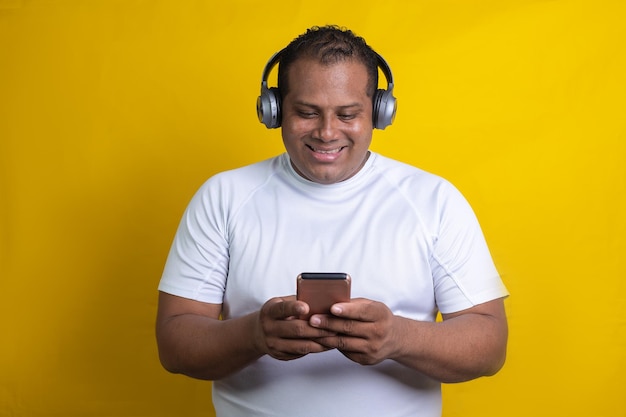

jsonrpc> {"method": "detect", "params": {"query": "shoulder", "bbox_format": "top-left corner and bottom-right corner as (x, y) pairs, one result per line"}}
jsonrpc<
(184, 154), (286, 217)
(370, 153), (461, 202)
(207, 154), (283, 187)
(196, 154), (284, 198)
(368, 153), (478, 233)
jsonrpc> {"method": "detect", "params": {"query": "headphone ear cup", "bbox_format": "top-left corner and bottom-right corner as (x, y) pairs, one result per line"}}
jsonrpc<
(257, 87), (282, 129)
(373, 88), (397, 130)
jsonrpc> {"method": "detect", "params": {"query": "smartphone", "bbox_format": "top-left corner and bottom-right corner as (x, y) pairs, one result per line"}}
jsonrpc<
(296, 272), (351, 319)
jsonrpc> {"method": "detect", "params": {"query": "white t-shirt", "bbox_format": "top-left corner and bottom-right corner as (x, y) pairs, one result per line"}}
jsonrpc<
(159, 152), (508, 417)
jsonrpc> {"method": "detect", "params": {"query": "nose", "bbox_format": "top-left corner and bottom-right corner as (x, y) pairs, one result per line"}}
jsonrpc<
(314, 114), (339, 142)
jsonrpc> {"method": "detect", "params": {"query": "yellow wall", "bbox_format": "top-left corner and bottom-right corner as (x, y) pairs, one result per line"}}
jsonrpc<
(1, 1), (624, 416)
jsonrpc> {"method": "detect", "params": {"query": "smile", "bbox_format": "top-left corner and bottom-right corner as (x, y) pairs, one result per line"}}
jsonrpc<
(307, 145), (346, 154)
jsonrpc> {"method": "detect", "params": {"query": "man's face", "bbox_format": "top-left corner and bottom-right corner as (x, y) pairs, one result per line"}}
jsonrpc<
(280, 58), (373, 185)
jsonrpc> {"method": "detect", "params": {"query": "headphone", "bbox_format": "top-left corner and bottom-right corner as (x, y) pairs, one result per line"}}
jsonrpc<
(256, 49), (397, 130)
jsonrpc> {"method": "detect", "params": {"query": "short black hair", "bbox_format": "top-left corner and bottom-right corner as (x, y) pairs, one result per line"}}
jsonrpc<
(277, 25), (379, 99)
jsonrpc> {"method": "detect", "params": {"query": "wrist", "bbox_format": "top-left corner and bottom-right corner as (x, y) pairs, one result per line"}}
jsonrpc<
(248, 310), (268, 357)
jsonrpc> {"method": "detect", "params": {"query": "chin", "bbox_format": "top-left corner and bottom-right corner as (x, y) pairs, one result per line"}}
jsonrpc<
(310, 172), (347, 185)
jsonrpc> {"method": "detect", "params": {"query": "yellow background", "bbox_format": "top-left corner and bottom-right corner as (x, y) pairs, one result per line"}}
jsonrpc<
(1, 1), (625, 416)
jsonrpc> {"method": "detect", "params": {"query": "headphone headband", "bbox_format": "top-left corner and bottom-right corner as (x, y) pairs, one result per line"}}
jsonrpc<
(260, 49), (283, 91)
(257, 49), (397, 130)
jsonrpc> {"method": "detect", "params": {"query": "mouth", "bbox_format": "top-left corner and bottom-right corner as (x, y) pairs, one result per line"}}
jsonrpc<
(306, 145), (346, 154)
(305, 144), (347, 163)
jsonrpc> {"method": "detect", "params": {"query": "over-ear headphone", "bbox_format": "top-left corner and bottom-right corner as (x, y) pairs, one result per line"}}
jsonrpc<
(256, 49), (397, 130)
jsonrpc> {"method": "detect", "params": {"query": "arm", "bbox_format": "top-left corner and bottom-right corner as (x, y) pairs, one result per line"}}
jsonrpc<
(155, 292), (335, 380)
(311, 297), (508, 383)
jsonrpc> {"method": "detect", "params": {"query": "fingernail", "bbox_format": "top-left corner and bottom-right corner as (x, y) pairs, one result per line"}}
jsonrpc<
(310, 316), (321, 326)
(331, 305), (342, 315)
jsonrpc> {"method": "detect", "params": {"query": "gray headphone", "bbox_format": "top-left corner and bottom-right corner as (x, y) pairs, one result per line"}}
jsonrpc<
(256, 49), (397, 130)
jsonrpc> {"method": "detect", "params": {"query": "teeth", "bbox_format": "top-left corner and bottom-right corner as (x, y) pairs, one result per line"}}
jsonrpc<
(312, 147), (342, 154)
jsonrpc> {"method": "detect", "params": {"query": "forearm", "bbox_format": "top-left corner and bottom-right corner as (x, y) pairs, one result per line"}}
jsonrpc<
(157, 311), (263, 380)
(391, 310), (508, 383)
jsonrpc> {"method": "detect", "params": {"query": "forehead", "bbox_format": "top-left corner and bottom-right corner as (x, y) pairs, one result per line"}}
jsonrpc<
(284, 58), (370, 98)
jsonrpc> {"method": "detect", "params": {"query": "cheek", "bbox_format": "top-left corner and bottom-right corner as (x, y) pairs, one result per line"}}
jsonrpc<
(344, 113), (373, 136)
(347, 122), (373, 144)
(287, 120), (308, 134)
(281, 118), (310, 139)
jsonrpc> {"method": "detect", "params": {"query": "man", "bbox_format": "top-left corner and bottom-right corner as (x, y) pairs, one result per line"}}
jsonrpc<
(156, 25), (508, 416)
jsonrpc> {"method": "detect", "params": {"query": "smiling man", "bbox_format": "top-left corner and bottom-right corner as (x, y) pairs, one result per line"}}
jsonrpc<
(156, 25), (509, 417)
(280, 57), (373, 184)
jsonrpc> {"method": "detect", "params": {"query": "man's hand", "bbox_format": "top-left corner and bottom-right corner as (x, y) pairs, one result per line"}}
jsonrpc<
(308, 297), (508, 383)
(156, 292), (338, 380)
(308, 298), (399, 365)
(254, 296), (336, 361)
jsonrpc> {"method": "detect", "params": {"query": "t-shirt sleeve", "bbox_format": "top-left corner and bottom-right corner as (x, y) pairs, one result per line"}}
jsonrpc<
(158, 179), (230, 304)
(429, 182), (508, 314)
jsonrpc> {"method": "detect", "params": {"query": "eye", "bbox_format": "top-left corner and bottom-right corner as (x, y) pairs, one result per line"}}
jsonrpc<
(297, 111), (318, 119)
(338, 113), (356, 121)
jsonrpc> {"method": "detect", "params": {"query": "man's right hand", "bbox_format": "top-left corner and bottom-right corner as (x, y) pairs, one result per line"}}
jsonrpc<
(156, 292), (336, 381)
(254, 296), (336, 361)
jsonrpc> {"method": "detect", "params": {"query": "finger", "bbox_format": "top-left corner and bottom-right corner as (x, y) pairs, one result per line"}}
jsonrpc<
(264, 297), (309, 320)
(262, 312), (337, 344)
(329, 298), (378, 321)
(267, 339), (332, 361)
(314, 334), (362, 352)
(314, 335), (385, 366)
(309, 314), (361, 336)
